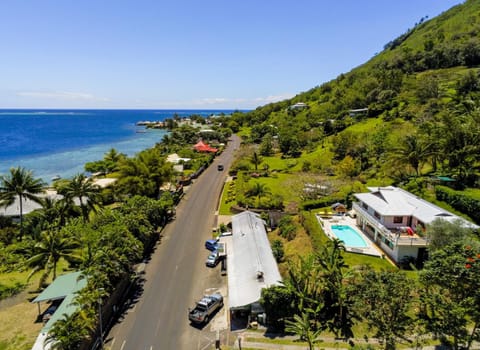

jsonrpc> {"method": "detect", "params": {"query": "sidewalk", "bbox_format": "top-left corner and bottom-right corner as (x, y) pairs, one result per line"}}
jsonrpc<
(229, 331), (452, 350)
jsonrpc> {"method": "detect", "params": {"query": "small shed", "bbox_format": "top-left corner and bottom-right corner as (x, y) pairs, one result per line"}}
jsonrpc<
(32, 271), (87, 331)
(331, 202), (347, 214)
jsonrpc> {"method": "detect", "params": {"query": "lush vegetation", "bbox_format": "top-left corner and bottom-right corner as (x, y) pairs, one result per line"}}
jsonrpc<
(223, 1), (480, 214)
(0, 121), (233, 349)
(2, 1), (480, 349)
(261, 232), (480, 350)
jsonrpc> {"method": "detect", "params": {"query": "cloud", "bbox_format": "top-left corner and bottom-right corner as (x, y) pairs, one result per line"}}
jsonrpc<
(187, 93), (295, 107)
(254, 93), (296, 103)
(17, 91), (109, 102)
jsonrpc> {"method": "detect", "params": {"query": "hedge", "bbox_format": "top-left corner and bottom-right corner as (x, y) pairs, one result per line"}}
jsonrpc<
(435, 186), (480, 224)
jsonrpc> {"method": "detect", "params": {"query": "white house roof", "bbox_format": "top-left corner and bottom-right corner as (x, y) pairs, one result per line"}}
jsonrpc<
(228, 211), (282, 309)
(354, 186), (478, 228)
(166, 153), (191, 164)
(0, 189), (81, 217)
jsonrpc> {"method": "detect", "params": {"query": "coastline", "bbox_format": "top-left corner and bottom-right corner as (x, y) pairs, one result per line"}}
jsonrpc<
(0, 108), (238, 183)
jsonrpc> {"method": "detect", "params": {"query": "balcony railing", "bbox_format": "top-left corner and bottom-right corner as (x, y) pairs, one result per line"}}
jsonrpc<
(353, 203), (429, 246)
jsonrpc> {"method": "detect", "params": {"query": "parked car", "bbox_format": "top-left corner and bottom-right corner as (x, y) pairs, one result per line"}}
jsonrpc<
(188, 293), (223, 324)
(205, 238), (219, 251)
(206, 250), (221, 267)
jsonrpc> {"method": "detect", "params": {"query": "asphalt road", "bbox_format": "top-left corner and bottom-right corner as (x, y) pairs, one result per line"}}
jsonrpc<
(106, 135), (240, 350)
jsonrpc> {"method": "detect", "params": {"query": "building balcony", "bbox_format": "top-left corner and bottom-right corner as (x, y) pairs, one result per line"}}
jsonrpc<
(353, 203), (429, 247)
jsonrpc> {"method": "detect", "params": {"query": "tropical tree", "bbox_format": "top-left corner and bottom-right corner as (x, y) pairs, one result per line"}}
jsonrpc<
(425, 218), (475, 252)
(316, 239), (355, 339)
(25, 227), (81, 287)
(59, 174), (100, 222)
(84, 148), (126, 174)
(45, 312), (92, 350)
(249, 151), (263, 171)
(116, 148), (174, 198)
(0, 167), (45, 233)
(246, 182), (271, 206)
(354, 267), (415, 350)
(389, 134), (434, 176)
(419, 242), (480, 350)
(285, 307), (324, 350)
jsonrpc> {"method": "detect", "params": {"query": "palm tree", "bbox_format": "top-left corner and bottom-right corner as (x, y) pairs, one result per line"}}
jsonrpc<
(249, 151), (263, 171)
(103, 148), (125, 173)
(285, 308), (323, 350)
(60, 174), (100, 222)
(26, 228), (81, 287)
(0, 167), (45, 233)
(316, 239), (354, 339)
(247, 182), (271, 200)
(389, 135), (434, 176)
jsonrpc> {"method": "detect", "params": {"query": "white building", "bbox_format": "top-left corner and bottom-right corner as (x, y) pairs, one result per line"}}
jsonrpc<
(227, 211), (282, 316)
(353, 186), (478, 263)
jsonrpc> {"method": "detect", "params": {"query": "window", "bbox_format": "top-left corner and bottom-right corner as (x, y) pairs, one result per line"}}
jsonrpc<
(374, 211), (380, 219)
(393, 216), (403, 224)
(362, 203), (368, 210)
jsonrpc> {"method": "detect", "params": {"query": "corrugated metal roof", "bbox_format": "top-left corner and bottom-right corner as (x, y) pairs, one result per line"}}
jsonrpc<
(32, 271), (86, 303)
(32, 271), (87, 333)
(228, 211), (282, 309)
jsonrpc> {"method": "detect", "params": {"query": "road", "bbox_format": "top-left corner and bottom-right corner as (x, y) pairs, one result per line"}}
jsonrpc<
(106, 135), (240, 350)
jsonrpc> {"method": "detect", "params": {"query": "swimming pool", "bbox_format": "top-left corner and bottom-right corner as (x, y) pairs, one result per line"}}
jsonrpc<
(330, 225), (368, 248)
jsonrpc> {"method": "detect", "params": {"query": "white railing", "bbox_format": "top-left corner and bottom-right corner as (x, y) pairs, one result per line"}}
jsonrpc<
(353, 203), (429, 246)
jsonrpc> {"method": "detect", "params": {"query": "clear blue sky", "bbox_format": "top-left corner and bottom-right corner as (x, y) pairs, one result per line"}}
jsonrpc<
(0, 1), (462, 110)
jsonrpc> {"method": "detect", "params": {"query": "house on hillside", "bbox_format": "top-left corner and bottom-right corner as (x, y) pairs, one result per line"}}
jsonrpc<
(352, 186), (478, 264)
(289, 102), (308, 110)
(349, 108), (368, 117)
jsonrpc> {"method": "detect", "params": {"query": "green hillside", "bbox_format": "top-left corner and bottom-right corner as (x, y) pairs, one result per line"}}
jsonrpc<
(228, 0), (480, 191)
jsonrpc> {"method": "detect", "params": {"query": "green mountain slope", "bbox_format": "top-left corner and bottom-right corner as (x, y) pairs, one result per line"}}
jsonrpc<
(231, 0), (480, 188)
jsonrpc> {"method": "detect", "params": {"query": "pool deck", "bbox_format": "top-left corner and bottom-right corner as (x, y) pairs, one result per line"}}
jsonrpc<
(316, 214), (383, 258)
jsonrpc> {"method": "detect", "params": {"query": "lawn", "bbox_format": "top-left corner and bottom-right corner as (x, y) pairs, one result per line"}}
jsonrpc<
(0, 261), (72, 350)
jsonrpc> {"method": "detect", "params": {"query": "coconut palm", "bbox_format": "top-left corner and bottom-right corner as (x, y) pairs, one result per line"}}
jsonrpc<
(26, 228), (81, 287)
(389, 135), (434, 176)
(60, 174), (100, 222)
(246, 182), (271, 207)
(0, 167), (45, 233)
(285, 308), (323, 350)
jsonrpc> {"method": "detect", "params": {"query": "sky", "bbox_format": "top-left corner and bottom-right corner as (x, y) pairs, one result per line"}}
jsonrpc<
(0, 1), (463, 110)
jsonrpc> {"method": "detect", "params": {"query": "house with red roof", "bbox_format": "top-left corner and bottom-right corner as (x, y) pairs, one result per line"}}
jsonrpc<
(194, 140), (217, 153)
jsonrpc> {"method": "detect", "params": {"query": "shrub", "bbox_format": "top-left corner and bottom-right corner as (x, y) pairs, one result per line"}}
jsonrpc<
(271, 239), (285, 262)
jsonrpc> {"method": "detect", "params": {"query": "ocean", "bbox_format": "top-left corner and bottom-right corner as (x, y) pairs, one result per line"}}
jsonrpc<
(0, 109), (235, 183)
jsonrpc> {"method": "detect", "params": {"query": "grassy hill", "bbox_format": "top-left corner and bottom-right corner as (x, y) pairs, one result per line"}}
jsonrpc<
(220, 0), (480, 227)
(227, 0), (480, 191)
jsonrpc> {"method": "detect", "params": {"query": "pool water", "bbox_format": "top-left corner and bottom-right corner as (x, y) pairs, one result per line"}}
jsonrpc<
(330, 225), (368, 248)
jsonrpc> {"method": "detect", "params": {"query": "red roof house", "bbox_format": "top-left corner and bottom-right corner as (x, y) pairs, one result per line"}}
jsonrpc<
(194, 140), (217, 153)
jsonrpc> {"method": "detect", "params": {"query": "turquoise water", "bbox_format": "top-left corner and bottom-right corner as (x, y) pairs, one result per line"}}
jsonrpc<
(0, 109), (237, 183)
(331, 225), (368, 248)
